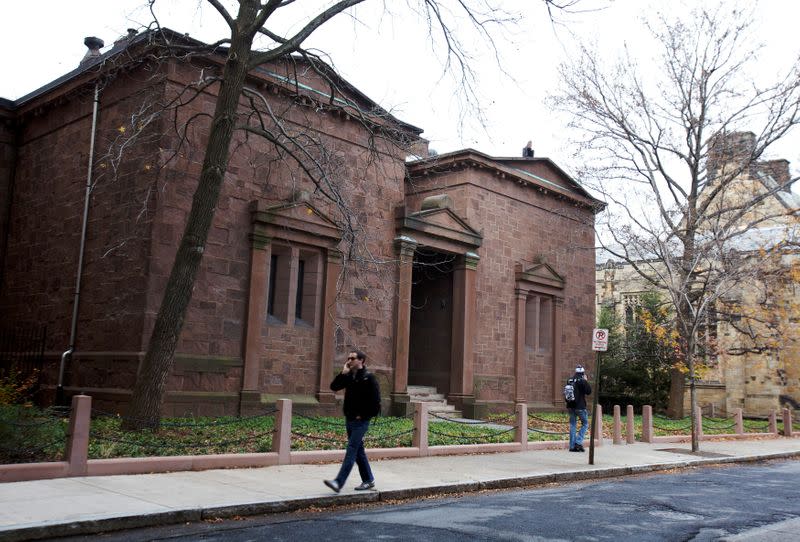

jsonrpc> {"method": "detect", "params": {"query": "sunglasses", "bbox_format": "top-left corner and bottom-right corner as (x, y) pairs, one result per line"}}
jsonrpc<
(347, 356), (357, 360)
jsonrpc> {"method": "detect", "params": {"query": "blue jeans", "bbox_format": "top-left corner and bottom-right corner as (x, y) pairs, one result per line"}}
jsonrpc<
(335, 418), (373, 486)
(569, 408), (588, 449)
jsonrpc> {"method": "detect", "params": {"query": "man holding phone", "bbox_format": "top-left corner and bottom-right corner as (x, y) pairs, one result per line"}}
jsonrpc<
(324, 349), (381, 492)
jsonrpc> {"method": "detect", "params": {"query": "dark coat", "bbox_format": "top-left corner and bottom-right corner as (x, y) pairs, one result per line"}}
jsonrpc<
(567, 374), (592, 410)
(331, 367), (381, 420)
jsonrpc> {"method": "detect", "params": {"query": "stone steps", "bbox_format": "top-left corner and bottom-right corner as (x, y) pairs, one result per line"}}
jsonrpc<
(407, 385), (462, 419)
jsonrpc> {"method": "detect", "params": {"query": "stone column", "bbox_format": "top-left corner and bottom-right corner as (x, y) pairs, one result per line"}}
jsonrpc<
(513, 289), (527, 403)
(240, 228), (271, 414)
(316, 249), (341, 404)
(391, 236), (417, 415)
(449, 251), (479, 415)
(285, 246), (300, 324)
(551, 297), (564, 406)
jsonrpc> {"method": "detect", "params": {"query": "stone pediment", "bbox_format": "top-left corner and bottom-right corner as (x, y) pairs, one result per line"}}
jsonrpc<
(251, 199), (341, 245)
(515, 262), (564, 290)
(397, 206), (482, 250)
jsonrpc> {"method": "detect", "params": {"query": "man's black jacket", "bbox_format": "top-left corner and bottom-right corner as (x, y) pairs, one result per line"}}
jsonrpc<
(331, 367), (381, 420)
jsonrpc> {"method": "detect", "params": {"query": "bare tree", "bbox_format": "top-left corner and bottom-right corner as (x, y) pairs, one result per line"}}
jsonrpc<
(114, 0), (590, 430)
(553, 3), (800, 450)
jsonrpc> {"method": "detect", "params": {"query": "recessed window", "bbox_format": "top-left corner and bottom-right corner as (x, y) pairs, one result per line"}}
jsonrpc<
(524, 295), (553, 351)
(266, 245), (321, 327)
(295, 259), (305, 321)
(539, 297), (552, 351)
(525, 296), (538, 348)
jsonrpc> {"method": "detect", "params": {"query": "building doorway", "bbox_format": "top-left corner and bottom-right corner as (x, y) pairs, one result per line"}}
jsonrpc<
(408, 249), (454, 395)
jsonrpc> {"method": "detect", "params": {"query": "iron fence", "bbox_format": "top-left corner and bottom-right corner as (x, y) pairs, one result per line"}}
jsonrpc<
(0, 325), (47, 402)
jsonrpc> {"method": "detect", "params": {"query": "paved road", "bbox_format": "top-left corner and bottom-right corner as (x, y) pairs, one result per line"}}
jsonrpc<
(59, 460), (799, 542)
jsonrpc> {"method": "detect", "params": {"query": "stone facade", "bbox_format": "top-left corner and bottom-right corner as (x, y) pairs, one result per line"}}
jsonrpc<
(0, 30), (601, 417)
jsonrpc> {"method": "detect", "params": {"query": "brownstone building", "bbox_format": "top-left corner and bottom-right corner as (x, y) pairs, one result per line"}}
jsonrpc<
(0, 30), (601, 417)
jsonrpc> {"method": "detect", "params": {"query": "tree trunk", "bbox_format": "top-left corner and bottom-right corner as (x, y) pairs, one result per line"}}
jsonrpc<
(666, 367), (685, 418)
(123, 16), (257, 430)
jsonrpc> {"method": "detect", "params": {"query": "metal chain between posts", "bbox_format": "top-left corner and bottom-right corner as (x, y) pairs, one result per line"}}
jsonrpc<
(289, 431), (343, 444)
(527, 413), (570, 426)
(701, 413), (736, 421)
(292, 412), (346, 428)
(526, 426), (570, 436)
(0, 407), (69, 462)
(651, 423), (692, 433)
(91, 408), (278, 427)
(428, 426), (516, 443)
(701, 418), (737, 430)
(364, 429), (416, 443)
(742, 419), (771, 431)
(428, 411), (489, 424)
(525, 413), (570, 436)
(90, 429), (276, 451)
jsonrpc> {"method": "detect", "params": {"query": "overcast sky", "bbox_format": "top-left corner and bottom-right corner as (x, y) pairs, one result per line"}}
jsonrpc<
(2, 0), (799, 172)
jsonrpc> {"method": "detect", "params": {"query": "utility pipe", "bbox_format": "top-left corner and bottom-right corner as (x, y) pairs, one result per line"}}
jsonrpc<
(57, 82), (100, 405)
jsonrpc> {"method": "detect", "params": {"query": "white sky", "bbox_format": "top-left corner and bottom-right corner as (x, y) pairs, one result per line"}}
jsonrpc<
(2, 0), (799, 170)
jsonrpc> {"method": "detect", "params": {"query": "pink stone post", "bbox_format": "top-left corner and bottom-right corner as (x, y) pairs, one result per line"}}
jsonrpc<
(642, 405), (653, 443)
(592, 404), (603, 447)
(612, 405), (622, 445)
(769, 409), (777, 434)
(66, 395), (92, 477)
(413, 402), (429, 456)
(626, 405), (635, 444)
(783, 409), (793, 437)
(272, 399), (292, 464)
(516, 403), (528, 451)
(735, 408), (744, 435)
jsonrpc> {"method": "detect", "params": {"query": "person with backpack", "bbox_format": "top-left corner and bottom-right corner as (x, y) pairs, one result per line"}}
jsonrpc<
(564, 364), (592, 452)
(324, 349), (381, 492)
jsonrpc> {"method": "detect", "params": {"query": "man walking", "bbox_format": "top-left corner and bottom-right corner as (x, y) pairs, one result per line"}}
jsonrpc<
(566, 364), (592, 452)
(324, 350), (381, 493)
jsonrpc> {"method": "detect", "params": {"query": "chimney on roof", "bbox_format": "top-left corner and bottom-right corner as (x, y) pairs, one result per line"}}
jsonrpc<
(760, 159), (791, 190)
(80, 36), (105, 65)
(522, 140), (534, 158)
(114, 28), (138, 47)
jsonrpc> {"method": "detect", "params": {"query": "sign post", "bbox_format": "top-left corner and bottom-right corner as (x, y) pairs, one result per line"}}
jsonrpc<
(589, 328), (608, 465)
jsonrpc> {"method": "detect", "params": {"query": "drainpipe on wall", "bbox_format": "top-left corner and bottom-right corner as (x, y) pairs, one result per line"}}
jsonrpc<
(57, 80), (101, 405)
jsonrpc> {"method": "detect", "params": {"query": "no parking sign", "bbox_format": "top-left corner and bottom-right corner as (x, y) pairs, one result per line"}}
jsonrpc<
(592, 328), (608, 351)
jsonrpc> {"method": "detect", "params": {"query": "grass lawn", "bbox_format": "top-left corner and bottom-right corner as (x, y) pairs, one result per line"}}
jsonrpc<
(0, 405), (790, 464)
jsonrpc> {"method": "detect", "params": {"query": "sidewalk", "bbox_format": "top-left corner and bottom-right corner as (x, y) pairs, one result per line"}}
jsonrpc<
(1, 437), (799, 542)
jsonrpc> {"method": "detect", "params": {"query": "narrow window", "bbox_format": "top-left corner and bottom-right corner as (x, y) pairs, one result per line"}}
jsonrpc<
(539, 297), (552, 351)
(268, 254), (278, 317)
(295, 259), (305, 321)
(525, 295), (538, 348)
(267, 247), (291, 323)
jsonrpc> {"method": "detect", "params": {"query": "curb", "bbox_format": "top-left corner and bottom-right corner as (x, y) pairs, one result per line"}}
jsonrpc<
(3, 451), (799, 542)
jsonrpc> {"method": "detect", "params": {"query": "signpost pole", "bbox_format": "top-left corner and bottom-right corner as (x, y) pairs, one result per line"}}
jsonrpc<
(589, 349), (602, 465)
(588, 328), (608, 466)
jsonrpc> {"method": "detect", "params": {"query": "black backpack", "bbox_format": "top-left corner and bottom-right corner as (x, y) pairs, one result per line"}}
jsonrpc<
(563, 378), (576, 403)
